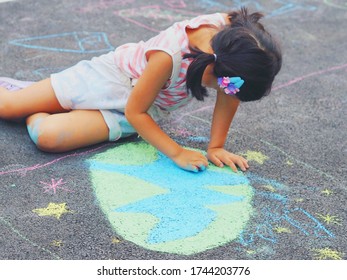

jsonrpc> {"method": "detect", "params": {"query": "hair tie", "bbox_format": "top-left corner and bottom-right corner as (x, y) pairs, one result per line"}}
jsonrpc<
(217, 76), (244, 95)
(213, 53), (217, 62)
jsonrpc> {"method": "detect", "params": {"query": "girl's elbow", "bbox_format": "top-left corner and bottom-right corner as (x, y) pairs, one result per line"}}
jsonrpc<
(124, 107), (130, 119)
(124, 105), (133, 120)
(125, 102), (151, 123)
(124, 106), (139, 125)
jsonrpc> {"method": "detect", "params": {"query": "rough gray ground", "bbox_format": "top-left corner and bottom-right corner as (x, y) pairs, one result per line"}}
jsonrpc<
(0, 0), (346, 260)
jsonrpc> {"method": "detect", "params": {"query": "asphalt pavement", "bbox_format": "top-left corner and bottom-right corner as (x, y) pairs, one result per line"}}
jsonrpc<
(0, 0), (346, 261)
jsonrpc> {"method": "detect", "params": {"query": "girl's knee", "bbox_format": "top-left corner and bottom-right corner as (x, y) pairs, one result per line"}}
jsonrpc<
(27, 115), (64, 152)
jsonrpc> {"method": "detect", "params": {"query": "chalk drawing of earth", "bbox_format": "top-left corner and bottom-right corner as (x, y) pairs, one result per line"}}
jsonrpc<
(88, 142), (253, 255)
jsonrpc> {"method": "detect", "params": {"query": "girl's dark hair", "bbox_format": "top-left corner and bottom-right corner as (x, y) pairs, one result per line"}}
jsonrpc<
(184, 7), (282, 102)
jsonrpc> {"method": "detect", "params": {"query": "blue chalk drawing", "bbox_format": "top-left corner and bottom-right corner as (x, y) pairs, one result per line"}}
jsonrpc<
(89, 150), (334, 246)
(266, 0), (317, 17)
(33, 67), (66, 79)
(239, 174), (334, 246)
(9, 32), (114, 54)
(187, 136), (209, 143)
(247, 173), (288, 190)
(90, 152), (249, 243)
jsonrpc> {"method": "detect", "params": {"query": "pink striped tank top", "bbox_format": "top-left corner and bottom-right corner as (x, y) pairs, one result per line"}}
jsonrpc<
(114, 13), (226, 111)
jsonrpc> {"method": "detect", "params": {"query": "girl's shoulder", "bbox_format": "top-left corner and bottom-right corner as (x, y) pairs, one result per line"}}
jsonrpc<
(220, 13), (231, 25)
(186, 13), (229, 53)
(184, 12), (229, 30)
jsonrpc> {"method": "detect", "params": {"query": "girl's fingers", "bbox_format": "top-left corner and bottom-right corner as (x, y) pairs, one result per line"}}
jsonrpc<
(221, 156), (249, 172)
(198, 154), (209, 166)
(192, 159), (208, 172)
(235, 158), (247, 172)
(239, 157), (249, 170)
(188, 165), (199, 172)
(198, 164), (206, 171)
(225, 160), (238, 172)
(209, 154), (224, 168)
(185, 162), (205, 173)
(182, 153), (248, 173)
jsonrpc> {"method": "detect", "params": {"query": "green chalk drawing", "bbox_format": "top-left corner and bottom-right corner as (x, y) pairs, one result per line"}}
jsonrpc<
(88, 141), (254, 255)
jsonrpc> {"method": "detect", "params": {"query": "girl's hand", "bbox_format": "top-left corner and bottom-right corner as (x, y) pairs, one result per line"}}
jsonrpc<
(207, 147), (249, 172)
(172, 147), (209, 172)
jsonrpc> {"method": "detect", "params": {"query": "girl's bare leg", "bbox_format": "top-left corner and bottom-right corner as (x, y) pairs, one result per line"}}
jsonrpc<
(0, 78), (66, 120)
(2, 78), (110, 152)
(26, 110), (110, 152)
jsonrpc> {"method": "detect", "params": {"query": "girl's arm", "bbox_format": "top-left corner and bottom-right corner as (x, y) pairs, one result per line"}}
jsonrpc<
(125, 50), (208, 172)
(207, 89), (249, 172)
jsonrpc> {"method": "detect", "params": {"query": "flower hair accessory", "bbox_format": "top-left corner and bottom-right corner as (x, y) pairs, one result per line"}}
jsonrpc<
(217, 76), (244, 95)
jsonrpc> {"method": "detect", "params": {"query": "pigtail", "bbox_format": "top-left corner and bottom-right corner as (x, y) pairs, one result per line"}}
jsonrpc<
(183, 47), (215, 101)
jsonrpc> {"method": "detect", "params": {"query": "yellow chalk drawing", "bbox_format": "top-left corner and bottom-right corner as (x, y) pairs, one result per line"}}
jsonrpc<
(112, 237), (121, 244)
(241, 151), (269, 164)
(316, 213), (342, 226)
(286, 160), (293, 166)
(32, 203), (73, 219)
(50, 240), (63, 247)
(273, 226), (292, 234)
(294, 198), (304, 203)
(312, 248), (344, 260)
(262, 185), (276, 192)
(321, 189), (333, 196)
(246, 250), (256, 255)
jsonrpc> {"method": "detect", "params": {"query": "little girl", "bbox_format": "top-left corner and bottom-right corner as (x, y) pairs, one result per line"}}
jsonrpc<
(0, 7), (282, 173)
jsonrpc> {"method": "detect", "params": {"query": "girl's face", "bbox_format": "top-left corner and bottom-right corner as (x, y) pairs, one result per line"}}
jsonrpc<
(201, 64), (218, 90)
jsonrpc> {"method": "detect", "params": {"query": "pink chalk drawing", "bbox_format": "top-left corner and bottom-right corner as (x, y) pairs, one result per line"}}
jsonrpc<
(165, 0), (187, 8)
(0, 144), (111, 177)
(272, 63), (347, 91)
(0, 164), (30, 177)
(114, 5), (199, 32)
(40, 178), (73, 194)
(174, 127), (193, 137)
(78, 0), (135, 14)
